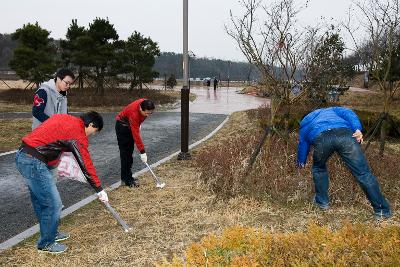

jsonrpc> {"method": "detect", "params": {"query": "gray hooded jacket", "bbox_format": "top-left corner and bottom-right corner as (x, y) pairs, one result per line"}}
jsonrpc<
(32, 79), (68, 129)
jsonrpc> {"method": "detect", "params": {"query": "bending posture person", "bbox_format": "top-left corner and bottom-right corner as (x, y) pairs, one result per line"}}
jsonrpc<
(115, 99), (155, 187)
(15, 112), (109, 254)
(32, 68), (75, 129)
(297, 106), (391, 219)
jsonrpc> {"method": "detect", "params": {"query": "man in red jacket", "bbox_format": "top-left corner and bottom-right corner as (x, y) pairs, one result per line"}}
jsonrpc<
(115, 99), (155, 187)
(15, 111), (108, 254)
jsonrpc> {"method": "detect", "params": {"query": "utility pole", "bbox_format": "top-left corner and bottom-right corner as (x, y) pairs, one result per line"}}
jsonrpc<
(188, 51), (195, 90)
(178, 0), (191, 160)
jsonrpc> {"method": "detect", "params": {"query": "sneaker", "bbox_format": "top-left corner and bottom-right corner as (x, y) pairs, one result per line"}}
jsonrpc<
(38, 242), (68, 254)
(314, 203), (329, 211)
(55, 232), (70, 242)
(313, 197), (329, 211)
(374, 212), (391, 222)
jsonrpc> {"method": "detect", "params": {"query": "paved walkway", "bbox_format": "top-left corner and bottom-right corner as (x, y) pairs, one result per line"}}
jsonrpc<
(0, 87), (269, 250)
(170, 86), (269, 114)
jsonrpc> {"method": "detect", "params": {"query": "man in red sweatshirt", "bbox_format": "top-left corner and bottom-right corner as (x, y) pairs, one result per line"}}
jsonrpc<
(15, 111), (108, 254)
(115, 99), (155, 187)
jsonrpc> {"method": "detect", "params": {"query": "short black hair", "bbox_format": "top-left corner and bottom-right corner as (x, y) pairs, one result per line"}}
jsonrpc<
(55, 68), (75, 80)
(80, 111), (104, 131)
(140, 99), (155, 111)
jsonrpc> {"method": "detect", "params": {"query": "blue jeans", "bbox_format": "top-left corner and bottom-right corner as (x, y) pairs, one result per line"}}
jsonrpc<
(15, 150), (62, 248)
(312, 128), (391, 217)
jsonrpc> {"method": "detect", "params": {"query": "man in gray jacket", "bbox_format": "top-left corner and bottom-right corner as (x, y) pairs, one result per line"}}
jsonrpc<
(32, 68), (75, 129)
(30, 68), (75, 244)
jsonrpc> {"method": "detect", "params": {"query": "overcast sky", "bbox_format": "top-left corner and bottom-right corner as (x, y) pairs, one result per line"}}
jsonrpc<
(1, 0), (356, 62)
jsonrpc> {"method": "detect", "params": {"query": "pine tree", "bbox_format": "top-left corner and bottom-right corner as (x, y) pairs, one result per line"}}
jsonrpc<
(9, 22), (56, 87)
(75, 18), (119, 95)
(120, 31), (160, 90)
(60, 19), (86, 88)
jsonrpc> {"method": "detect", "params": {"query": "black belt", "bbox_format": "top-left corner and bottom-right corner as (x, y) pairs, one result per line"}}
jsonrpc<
(117, 119), (130, 127)
(19, 143), (48, 163)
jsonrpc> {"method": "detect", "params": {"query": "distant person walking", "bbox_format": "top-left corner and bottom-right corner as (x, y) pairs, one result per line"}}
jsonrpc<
(115, 99), (155, 187)
(32, 68), (75, 129)
(213, 77), (218, 90)
(297, 106), (391, 219)
(15, 112), (108, 254)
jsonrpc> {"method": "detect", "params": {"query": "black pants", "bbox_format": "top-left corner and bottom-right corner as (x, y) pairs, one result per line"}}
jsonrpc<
(115, 120), (135, 184)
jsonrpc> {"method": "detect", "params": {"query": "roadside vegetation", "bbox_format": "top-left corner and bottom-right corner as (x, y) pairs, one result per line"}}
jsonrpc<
(160, 224), (400, 266)
(195, 101), (400, 208)
(158, 94), (400, 265)
(0, 119), (31, 152)
(341, 88), (400, 119)
(1, 105), (399, 266)
(0, 87), (178, 110)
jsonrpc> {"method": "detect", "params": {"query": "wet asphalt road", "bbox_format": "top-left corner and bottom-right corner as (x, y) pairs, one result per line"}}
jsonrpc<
(0, 112), (227, 243)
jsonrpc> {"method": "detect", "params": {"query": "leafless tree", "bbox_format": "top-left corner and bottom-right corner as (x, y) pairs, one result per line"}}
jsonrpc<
(226, 0), (315, 126)
(226, 0), (320, 170)
(343, 0), (400, 155)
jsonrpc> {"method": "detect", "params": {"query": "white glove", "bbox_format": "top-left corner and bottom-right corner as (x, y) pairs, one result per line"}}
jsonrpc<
(140, 153), (147, 163)
(97, 190), (108, 203)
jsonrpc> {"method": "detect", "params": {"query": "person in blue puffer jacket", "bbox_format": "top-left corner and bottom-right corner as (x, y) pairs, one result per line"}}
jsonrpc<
(297, 106), (391, 219)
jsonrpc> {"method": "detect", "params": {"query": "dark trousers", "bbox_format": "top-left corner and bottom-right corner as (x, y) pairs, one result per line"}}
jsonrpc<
(312, 128), (391, 217)
(115, 120), (135, 184)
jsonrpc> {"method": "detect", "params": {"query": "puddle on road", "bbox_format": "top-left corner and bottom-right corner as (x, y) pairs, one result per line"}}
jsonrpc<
(169, 87), (269, 114)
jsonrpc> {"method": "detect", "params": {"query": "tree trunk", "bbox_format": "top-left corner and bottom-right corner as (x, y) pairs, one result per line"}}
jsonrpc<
(379, 119), (387, 157)
(78, 66), (84, 89)
(96, 67), (105, 96)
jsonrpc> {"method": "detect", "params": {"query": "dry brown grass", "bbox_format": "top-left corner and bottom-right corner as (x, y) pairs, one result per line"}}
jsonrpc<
(197, 109), (400, 211)
(159, 224), (400, 266)
(0, 79), (30, 90)
(3, 158), (392, 267)
(0, 119), (31, 152)
(0, 101), (32, 113)
(340, 89), (400, 119)
(1, 110), (399, 266)
(0, 89), (191, 113)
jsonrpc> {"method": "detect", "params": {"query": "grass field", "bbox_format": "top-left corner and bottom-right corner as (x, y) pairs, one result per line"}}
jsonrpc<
(0, 111), (398, 266)
(0, 118), (31, 153)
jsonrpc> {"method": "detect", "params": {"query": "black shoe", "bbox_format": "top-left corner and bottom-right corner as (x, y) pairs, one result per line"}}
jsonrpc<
(125, 179), (139, 188)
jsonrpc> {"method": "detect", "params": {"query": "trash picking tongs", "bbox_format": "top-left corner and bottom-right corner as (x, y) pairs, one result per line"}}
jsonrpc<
(144, 162), (166, 188)
(104, 202), (131, 233)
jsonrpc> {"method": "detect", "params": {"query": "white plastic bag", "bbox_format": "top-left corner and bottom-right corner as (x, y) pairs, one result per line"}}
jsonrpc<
(57, 152), (86, 183)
